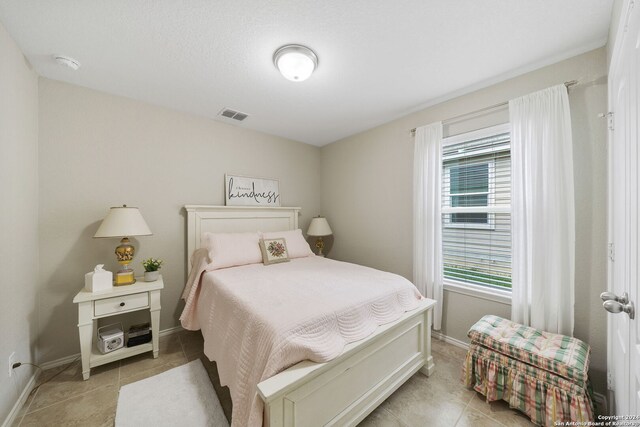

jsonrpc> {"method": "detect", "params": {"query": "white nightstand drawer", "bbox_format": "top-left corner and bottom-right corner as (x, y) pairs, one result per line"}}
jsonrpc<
(94, 292), (149, 317)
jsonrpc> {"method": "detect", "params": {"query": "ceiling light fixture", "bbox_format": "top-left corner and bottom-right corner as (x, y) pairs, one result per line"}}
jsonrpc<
(273, 44), (318, 82)
(53, 55), (81, 70)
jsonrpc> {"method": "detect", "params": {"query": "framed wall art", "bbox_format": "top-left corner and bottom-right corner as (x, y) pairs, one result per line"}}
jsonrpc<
(225, 174), (281, 206)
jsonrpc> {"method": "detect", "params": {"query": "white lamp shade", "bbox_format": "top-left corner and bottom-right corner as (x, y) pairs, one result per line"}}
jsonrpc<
(307, 217), (332, 237)
(93, 206), (152, 238)
(274, 45), (318, 82)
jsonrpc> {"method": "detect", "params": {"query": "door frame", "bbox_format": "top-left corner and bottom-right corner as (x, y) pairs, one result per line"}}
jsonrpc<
(607, 0), (638, 415)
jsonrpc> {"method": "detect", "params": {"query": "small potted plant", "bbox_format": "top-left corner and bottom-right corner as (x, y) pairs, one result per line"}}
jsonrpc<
(142, 258), (163, 282)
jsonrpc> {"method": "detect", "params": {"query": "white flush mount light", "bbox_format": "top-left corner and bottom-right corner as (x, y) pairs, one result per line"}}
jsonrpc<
(53, 55), (81, 70)
(273, 44), (318, 82)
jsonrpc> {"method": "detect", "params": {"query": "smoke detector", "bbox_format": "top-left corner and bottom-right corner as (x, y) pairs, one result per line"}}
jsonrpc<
(53, 55), (81, 70)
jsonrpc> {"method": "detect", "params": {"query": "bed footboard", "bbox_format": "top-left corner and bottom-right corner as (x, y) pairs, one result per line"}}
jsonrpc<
(258, 299), (436, 427)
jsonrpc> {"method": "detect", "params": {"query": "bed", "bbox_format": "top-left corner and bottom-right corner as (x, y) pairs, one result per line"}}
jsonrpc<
(182, 205), (436, 427)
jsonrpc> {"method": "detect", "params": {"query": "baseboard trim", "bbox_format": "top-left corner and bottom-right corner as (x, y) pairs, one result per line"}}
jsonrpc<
(39, 353), (81, 371)
(432, 330), (470, 351)
(592, 391), (608, 415)
(159, 325), (183, 337)
(39, 325), (184, 371)
(2, 371), (38, 427)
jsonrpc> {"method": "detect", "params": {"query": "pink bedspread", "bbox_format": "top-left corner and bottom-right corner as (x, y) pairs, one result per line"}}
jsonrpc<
(180, 255), (422, 427)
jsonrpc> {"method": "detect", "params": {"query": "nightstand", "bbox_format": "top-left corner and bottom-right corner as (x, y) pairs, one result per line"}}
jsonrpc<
(73, 276), (164, 380)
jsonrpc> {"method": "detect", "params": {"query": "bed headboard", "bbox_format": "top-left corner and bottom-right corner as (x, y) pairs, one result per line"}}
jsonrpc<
(184, 205), (301, 261)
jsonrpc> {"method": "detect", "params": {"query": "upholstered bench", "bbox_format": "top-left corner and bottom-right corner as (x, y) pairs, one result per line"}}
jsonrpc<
(463, 315), (594, 426)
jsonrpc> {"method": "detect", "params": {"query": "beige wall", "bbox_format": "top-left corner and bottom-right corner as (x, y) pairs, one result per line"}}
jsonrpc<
(0, 23), (39, 421)
(608, 0), (624, 67)
(37, 79), (321, 362)
(320, 48), (608, 394)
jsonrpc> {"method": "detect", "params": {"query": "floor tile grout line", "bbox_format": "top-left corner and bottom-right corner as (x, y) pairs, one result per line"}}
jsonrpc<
(380, 406), (411, 427)
(120, 336), (171, 379)
(464, 396), (522, 427)
(15, 401), (28, 427)
(17, 381), (39, 422)
(21, 382), (115, 418)
(21, 360), (91, 416)
(452, 412), (465, 426)
(118, 336), (191, 386)
(178, 331), (189, 360)
(26, 358), (126, 414)
(431, 348), (464, 360)
(117, 360), (121, 390)
(20, 362), (82, 418)
(452, 393), (475, 427)
(451, 370), (492, 427)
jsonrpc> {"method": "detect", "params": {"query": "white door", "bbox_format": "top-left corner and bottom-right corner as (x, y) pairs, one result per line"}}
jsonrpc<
(608, 0), (639, 416)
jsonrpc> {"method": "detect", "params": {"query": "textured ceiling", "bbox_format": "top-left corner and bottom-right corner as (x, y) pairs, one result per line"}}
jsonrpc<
(0, 1), (613, 146)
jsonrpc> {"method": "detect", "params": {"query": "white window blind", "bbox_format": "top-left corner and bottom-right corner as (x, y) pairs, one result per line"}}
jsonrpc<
(441, 125), (511, 290)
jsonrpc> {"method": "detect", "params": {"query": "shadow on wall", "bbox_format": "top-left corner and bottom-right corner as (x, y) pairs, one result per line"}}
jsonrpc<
(38, 221), (152, 362)
(566, 76), (608, 398)
(175, 208), (190, 323)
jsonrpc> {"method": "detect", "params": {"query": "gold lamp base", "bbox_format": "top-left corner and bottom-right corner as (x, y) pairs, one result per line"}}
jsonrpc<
(114, 237), (137, 286)
(315, 236), (325, 256)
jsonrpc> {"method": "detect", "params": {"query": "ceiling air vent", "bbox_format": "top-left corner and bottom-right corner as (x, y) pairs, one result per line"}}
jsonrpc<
(219, 108), (249, 121)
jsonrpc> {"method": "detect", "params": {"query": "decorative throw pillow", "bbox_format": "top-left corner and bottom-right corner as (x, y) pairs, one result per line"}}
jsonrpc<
(259, 238), (290, 265)
(261, 229), (314, 258)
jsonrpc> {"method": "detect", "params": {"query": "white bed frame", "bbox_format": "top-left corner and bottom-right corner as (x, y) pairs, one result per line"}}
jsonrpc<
(185, 205), (435, 427)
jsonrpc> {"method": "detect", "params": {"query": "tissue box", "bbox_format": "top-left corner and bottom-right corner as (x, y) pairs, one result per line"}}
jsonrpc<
(85, 264), (113, 293)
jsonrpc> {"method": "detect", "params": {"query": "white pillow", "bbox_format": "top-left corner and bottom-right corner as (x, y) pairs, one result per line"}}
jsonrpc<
(203, 232), (262, 270)
(261, 229), (314, 259)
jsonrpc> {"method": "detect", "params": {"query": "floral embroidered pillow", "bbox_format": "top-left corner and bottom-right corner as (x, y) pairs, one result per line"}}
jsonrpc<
(259, 238), (290, 265)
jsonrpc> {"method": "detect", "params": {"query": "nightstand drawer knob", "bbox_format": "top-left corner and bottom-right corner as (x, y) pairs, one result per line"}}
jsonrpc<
(119, 302), (125, 307)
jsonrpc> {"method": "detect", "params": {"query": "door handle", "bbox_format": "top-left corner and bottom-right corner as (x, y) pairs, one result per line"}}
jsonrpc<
(600, 291), (629, 304)
(603, 299), (635, 319)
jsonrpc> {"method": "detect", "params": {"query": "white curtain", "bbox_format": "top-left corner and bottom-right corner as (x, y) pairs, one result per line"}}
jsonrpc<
(413, 122), (443, 330)
(509, 84), (575, 336)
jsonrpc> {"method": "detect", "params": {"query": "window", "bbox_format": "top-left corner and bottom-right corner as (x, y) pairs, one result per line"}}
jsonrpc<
(444, 161), (494, 228)
(441, 124), (511, 290)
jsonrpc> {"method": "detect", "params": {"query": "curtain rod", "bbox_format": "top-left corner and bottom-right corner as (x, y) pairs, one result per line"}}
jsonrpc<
(409, 80), (578, 135)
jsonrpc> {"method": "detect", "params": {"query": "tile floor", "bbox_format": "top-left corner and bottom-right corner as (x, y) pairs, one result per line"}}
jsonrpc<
(12, 332), (534, 426)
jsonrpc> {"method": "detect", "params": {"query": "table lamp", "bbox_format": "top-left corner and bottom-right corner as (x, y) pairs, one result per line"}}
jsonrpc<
(307, 216), (332, 256)
(93, 205), (152, 286)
